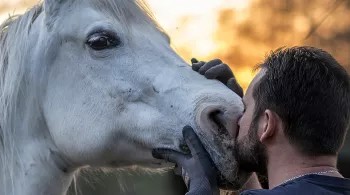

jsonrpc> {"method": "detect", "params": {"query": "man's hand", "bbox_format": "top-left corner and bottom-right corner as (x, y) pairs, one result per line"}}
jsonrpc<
(191, 58), (243, 98)
(152, 126), (219, 195)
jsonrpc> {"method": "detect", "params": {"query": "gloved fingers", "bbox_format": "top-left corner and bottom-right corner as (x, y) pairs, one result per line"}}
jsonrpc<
(152, 148), (189, 165)
(174, 166), (190, 184)
(227, 77), (244, 98)
(192, 61), (206, 71)
(174, 165), (190, 188)
(204, 63), (233, 82)
(182, 126), (208, 158)
(191, 57), (205, 71)
(191, 58), (199, 64)
(181, 167), (190, 188)
(198, 59), (222, 75)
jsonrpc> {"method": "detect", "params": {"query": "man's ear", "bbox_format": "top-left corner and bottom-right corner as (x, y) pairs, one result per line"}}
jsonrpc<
(259, 109), (277, 142)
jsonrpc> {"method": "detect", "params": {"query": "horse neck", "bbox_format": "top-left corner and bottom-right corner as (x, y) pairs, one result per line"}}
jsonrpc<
(1, 106), (75, 195)
(1, 152), (75, 195)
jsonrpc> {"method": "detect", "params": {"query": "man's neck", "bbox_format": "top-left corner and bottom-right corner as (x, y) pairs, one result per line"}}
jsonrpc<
(267, 152), (342, 189)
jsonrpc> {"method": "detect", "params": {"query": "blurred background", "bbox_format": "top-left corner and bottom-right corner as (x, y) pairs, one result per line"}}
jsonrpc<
(1, 0), (349, 194)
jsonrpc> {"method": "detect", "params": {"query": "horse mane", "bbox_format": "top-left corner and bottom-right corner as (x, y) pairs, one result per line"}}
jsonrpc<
(0, 5), (44, 193)
(92, 0), (168, 35)
(0, 3), (44, 152)
(0, 2), (42, 187)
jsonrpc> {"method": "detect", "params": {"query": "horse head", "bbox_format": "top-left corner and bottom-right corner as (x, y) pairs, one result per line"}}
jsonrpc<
(0, 0), (250, 194)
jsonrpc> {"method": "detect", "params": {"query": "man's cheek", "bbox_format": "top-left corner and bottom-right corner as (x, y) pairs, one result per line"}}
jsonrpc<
(236, 131), (244, 141)
(237, 126), (249, 140)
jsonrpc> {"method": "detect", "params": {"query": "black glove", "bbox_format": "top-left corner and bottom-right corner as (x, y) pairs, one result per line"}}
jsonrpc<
(191, 58), (243, 98)
(152, 126), (220, 195)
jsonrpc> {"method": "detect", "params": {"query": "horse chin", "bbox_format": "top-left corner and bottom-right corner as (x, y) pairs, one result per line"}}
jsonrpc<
(137, 160), (175, 169)
(196, 132), (251, 189)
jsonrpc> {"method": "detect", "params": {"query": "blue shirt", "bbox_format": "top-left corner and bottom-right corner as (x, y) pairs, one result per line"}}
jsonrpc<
(241, 175), (350, 195)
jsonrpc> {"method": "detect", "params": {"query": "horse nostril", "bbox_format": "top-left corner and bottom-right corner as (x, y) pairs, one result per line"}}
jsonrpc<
(195, 103), (238, 138)
(208, 110), (229, 136)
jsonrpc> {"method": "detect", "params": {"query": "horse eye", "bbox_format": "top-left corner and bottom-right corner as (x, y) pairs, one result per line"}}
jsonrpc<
(87, 32), (121, 50)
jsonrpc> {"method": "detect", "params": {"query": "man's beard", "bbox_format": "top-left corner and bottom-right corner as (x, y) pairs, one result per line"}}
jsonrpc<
(233, 117), (268, 175)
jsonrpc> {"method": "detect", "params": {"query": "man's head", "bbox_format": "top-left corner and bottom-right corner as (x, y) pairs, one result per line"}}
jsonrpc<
(234, 46), (350, 173)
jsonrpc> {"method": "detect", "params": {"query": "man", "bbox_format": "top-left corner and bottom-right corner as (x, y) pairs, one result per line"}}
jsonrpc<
(152, 46), (350, 194)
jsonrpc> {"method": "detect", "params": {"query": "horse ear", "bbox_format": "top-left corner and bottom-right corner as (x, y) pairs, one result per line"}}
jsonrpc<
(43, 0), (67, 19)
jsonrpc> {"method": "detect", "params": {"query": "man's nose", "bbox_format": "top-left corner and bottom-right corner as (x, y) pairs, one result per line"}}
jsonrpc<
(237, 114), (243, 127)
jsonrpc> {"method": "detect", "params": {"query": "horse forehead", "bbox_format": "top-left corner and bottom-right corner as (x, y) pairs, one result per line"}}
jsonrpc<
(78, 0), (145, 20)
(64, 7), (103, 27)
(60, 2), (147, 30)
(56, 8), (119, 37)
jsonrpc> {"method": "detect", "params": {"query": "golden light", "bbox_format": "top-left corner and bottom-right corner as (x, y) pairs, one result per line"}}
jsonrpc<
(147, 0), (255, 90)
(147, 0), (251, 58)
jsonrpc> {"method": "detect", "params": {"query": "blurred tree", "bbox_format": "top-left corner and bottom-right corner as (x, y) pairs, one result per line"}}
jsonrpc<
(213, 0), (349, 71)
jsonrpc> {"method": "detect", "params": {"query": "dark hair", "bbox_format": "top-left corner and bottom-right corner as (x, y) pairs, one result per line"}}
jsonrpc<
(253, 46), (350, 156)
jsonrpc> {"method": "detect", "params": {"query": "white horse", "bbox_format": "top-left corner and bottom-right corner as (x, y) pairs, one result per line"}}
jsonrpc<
(0, 0), (249, 194)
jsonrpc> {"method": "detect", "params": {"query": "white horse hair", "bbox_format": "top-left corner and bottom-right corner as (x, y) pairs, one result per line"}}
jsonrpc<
(0, 0), (249, 194)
